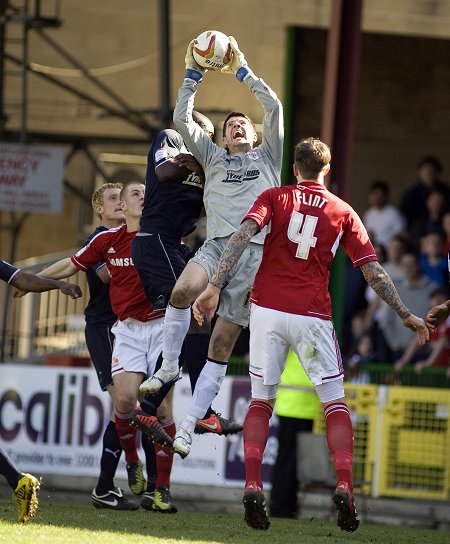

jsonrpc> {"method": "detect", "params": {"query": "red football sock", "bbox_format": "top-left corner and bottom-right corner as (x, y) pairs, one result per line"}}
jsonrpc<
(114, 409), (139, 463)
(155, 419), (176, 489)
(324, 402), (354, 490)
(243, 400), (273, 488)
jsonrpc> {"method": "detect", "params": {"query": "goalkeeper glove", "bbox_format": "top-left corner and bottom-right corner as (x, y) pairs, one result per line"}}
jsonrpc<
(185, 40), (206, 83)
(221, 36), (254, 81)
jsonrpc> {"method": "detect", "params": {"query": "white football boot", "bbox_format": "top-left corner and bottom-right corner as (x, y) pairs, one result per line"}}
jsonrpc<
(139, 361), (179, 395)
(173, 423), (193, 458)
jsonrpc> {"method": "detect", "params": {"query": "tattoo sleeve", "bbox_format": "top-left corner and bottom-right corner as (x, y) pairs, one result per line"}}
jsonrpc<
(209, 219), (259, 289)
(360, 261), (411, 320)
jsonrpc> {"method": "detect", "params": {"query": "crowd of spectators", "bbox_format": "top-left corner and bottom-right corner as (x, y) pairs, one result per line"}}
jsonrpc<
(343, 155), (450, 379)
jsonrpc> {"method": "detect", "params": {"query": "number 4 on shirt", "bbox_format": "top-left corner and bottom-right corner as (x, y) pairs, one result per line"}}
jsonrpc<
(288, 212), (318, 260)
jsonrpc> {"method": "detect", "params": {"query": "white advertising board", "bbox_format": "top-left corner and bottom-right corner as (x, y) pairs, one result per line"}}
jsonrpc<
(0, 365), (278, 486)
(0, 144), (64, 213)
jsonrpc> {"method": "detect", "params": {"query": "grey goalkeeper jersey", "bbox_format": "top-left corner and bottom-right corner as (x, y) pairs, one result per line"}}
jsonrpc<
(173, 73), (283, 245)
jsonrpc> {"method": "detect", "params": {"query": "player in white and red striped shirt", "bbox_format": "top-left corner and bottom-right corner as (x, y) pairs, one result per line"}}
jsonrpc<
(193, 138), (429, 532)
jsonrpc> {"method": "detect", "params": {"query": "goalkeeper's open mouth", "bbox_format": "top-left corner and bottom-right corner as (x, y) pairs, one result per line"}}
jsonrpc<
(232, 128), (245, 140)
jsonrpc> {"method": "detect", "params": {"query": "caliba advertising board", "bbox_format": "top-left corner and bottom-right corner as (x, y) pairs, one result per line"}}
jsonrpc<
(0, 365), (279, 487)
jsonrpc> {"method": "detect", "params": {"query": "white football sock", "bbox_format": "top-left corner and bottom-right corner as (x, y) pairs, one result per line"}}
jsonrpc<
(180, 415), (197, 435)
(162, 304), (191, 368)
(188, 360), (228, 420)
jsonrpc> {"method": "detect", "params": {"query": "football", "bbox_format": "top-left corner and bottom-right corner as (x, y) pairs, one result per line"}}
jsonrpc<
(192, 30), (232, 71)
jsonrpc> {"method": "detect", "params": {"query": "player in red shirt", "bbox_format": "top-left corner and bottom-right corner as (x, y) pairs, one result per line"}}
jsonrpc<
(37, 182), (175, 506)
(193, 138), (429, 532)
(426, 291), (450, 378)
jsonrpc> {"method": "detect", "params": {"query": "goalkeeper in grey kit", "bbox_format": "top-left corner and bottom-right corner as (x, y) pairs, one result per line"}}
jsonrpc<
(140, 36), (284, 457)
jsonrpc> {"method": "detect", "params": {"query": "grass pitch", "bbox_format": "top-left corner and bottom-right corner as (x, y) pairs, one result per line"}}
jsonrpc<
(0, 497), (448, 544)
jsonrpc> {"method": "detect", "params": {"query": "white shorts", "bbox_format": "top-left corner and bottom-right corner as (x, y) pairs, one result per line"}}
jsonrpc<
(249, 304), (343, 386)
(111, 317), (164, 378)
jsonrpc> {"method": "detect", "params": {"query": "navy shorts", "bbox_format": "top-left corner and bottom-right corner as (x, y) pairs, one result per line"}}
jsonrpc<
(85, 322), (115, 391)
(132, 234), (192, 310)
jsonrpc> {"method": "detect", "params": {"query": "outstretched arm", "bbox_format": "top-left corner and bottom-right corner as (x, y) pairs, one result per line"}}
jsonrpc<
(10, 270), (81, 299)
(13, 257), (80, 298)
(360, 261), (429, 344)
(192, 219), (259, 324)
(39, 258), (78, 280)
(172, 42), (216, 167)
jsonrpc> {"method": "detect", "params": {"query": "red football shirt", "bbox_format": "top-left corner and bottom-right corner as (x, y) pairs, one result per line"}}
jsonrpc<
(72, 225), (163, 322)
(244, 182), (377, 319)
(429, 317), (450, 367)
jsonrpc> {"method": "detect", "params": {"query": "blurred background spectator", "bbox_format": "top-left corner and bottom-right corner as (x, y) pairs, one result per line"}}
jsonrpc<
(360, 243), (392, 363)
(399, 155), (449, 228)
(419, 231), (448, 287)
(342, 256), (368, 355)
(394, 288), (450, 375)
(363, 180), (406, 248)
(345, 333), (377, 384)
(409, 189), (448, 250)
(441, 211), (450, 256)
(382, 234), (413, 284)
(378, 252), (439, 361)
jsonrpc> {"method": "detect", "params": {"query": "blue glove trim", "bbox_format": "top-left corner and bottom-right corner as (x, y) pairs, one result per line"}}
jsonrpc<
(185, 68), (203, 83)
(236, 66), (250, 82)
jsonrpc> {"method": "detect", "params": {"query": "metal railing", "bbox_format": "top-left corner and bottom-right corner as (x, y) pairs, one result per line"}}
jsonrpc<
(0, 250), (89, 362)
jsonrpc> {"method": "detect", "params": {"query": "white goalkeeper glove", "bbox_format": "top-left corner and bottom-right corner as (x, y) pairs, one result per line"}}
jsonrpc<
(184, 40), (206, 82)
(221, 36), (254, 81)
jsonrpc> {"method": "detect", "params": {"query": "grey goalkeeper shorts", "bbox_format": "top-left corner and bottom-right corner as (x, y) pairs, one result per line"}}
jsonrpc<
(190, 237), (263, 327)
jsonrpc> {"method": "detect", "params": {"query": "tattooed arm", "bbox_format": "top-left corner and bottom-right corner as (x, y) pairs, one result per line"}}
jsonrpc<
(360, 262), (411, 319)
(360, 261), (429, 344)
(210, 219), (259, 288)
(192, 219), (259, 324)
